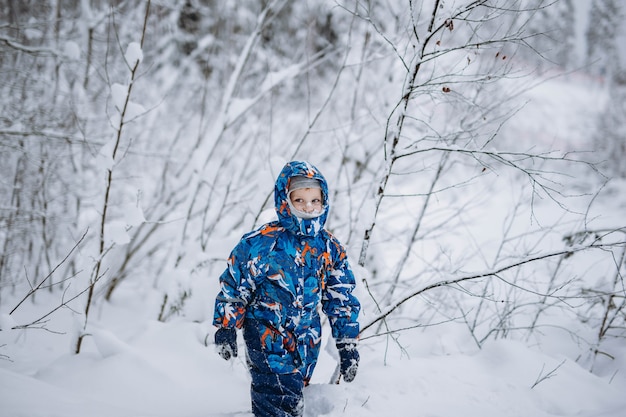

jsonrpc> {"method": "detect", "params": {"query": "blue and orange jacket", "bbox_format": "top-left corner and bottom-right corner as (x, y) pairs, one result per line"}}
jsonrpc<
(213, 161), (360, 378)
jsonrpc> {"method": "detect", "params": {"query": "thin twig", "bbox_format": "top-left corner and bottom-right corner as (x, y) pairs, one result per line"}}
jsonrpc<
(10, 229), (88, 315)
(531, 359), (566, 389)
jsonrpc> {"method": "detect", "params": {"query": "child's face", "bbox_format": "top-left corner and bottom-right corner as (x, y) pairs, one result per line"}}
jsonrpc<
(289, 188), (323, 214)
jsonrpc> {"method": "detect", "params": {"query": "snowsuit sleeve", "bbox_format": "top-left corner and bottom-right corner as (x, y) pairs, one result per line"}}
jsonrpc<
(213, 239), (255, 329)
(322, 236), (360, 341)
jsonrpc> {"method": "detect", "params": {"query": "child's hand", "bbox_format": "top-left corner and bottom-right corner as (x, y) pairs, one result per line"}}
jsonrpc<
(215, 327), (238, 360)
(337, 340), (359, 382)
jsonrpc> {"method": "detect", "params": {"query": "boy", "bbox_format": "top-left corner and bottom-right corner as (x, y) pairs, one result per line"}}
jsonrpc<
(213, 160), (361, 417)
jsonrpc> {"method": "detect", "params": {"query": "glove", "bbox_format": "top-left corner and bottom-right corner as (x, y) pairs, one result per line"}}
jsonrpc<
(215, 327), (237, 360)
(337, 340), (359, 382)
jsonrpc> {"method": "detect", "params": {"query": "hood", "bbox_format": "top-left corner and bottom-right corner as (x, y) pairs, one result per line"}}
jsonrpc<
(274, 160), (329, 237)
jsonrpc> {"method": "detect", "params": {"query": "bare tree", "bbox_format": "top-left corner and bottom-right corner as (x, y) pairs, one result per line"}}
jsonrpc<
(0, 0), (83, 301)
(1, 0), (624, 375)
(74, 0), (152, 354)
(327, 0), (626, 364)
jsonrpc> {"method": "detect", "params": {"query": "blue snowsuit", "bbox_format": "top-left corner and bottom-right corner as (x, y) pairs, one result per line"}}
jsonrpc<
(213, 161), (360, 417)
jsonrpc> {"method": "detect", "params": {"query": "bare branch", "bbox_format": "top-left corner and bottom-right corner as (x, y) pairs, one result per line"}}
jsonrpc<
(531, 359), (566, 389)
(0, 35), (61, 56)
(360, 241), (626, 335)
(9, 229), (88, 315)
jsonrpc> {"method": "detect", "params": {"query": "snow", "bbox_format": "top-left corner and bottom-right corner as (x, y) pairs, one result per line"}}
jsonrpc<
(125, 42), (143, 67)
(2, 5), (626, 417)
(3, 133), (626, 416)
(0, 313), (16, 330)
(123, 202), (146, 228)
(71, 76), (626, 416)
(63, 41), (81, 60)
(96, 138), (115, 171)
(111, 83), (146, 121)
(106, 220), (131, 245)
(111, 83), (129, 112)
(2, 301), (625, 417)
(259, 65), (301, 92)
(226, 98), (256, 125)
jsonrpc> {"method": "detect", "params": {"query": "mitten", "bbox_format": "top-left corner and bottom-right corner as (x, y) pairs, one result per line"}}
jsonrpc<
(337, 340), (359, 382)
(215, 327), (237, 360)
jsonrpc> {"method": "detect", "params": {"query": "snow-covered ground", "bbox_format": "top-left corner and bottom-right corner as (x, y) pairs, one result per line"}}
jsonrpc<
(2, 287), (625, 417)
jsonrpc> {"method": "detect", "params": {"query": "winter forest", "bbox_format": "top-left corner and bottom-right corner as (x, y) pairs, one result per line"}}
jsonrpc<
(1, 0), (626, 416)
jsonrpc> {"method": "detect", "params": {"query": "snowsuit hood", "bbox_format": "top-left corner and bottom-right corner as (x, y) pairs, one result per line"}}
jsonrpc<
(274, 160), (329, 237)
